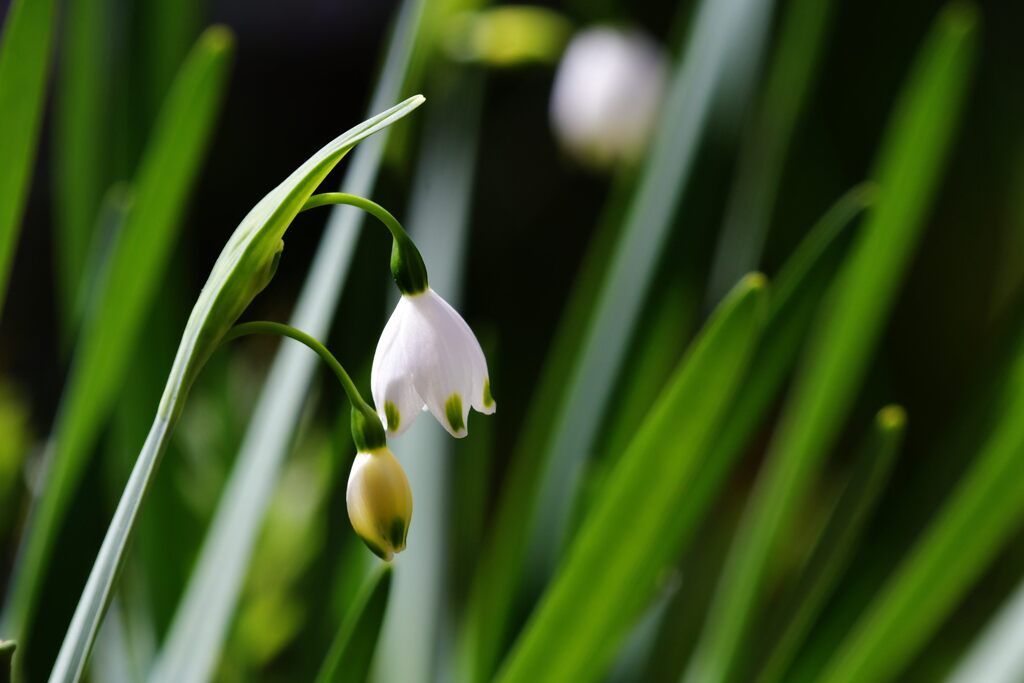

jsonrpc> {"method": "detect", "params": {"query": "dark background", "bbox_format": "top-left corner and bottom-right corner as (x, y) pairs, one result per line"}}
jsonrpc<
(2, 0), (1024, 679)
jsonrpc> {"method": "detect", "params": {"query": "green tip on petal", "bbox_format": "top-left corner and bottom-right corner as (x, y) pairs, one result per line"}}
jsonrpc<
(390, 517), (408, 551)
(445, 393), (465, 433)
(483, 379), (495, 408)
(364, 537), (393, 562)
(384, 400), (401, 431)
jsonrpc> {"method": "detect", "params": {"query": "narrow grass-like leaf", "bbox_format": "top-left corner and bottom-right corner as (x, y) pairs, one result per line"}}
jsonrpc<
(529, 0), (776, 574)
(150, 2), (428, 680)
(495, 274), (768, 683)
(946, 572), (1024, 683)
(1, 27), (234, 654)
(651, 185), (873, 619)
(596, 277), (696, 469)
(1, 640), (14, 683)
(69, 184), (133, 339)
(458, 2), (773, 678)
(706, 0), (838, 303)
(315, 568), (393, 683)
(576, 185), (872, 683)
(52, 0), (110, 325)
(684, 7), (977, 682)
(0, 0), (57, 313)
(784, 297), (1024, 683)
(45, 86), (424, 683)
(819, 333), (1024, 683)
(455, 165), (634, 683)
(755, 405), (905, 683)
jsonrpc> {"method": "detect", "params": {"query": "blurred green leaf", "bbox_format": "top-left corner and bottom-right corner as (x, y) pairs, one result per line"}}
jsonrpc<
(0, 381), (31, 539)
(1, 640), (15, 683)
(316, 568), (393, 683)
(150, 1), (429, 680)
(227, 434), (335, 672)
(136, 0), (202, 132)
(455, 157), (634, 683)
(2, 25), (234, 657)
(68, 184), (133, 341)
(624, 186), (872, 680)
(596, 276), (697, 469)
(495, 274), (768, 683)
(458, 0), (774, 677)
(571, 183), (874, 683)
(947, 567), (1024, 683)
(529, 0), (776, 573)
(707, 0), (839, 303)
(0, 0), (57, 314)
(755, 405), (905, 683)
(684, 6), (977, 682)
(443, 6), (573, 67)
(52, 0), (111, 326)
(820, 330), (1024, 683)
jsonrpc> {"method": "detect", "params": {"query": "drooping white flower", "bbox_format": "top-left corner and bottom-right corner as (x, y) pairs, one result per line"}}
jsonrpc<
(549, 27), (668, 168)
(346, 447), (413, 561)
(371, 288), (494, 439)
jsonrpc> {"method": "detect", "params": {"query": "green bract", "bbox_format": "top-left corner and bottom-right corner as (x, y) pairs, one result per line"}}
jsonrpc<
(161, 94), (425, 420)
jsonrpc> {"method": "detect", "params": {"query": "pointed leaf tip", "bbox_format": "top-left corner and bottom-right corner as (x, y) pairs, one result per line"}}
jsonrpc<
(743, 272), (769, 291)
(199, 25), (236, 53)
(942, 1), (980, 33)
(876, 404), (907, 431)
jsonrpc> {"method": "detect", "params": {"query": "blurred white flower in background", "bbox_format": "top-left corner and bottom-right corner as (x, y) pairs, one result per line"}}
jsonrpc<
(550, 27), (669, 168)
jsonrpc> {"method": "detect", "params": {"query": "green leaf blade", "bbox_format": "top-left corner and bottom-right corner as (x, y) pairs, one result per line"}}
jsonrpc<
(495, 274), (768, 683)
(1, 640), (15, 683)
(820, 332), (1024, 683)
(316, 568), (393, 683)
(458, 0), (776, 676)
(683, 6), (977, 682)
(0, 0), (58, 313)
(756, 404), (905, 683)
(52, 0), (110, 324)
(1, 25), (235, 654)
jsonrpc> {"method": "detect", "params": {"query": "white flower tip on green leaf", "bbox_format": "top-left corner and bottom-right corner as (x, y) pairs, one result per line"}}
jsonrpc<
(346, 448), (413, 562)
(371, 288), (495, 439)
(549, 26), (668, 168)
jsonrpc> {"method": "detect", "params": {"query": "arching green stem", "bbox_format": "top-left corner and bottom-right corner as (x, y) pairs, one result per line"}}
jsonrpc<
(301, 192), (428, 295)
(223, 321), (385, 450)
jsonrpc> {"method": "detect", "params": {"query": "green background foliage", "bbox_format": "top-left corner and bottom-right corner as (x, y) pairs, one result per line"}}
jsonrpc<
(2, 0), (1024, 681)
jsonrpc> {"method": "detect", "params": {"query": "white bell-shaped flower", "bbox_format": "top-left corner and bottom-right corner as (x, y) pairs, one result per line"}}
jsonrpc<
(371, 288), (494, 439)
(549, 27), (668, 168)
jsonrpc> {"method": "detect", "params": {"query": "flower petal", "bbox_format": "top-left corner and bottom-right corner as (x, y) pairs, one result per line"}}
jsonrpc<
(371, 297), (426, 436)
(411, 290), (475, 437)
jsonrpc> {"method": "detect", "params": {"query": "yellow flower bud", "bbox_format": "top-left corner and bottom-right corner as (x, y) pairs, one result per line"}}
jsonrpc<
(346, 448), (413, 561)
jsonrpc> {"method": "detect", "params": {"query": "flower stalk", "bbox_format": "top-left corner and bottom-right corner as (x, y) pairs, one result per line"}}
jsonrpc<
(223, 320), (385, 451)
(301, 192), (428, 295)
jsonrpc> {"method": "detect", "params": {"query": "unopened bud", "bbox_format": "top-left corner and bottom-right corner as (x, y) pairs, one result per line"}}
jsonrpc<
(346, 448), (413, 561)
